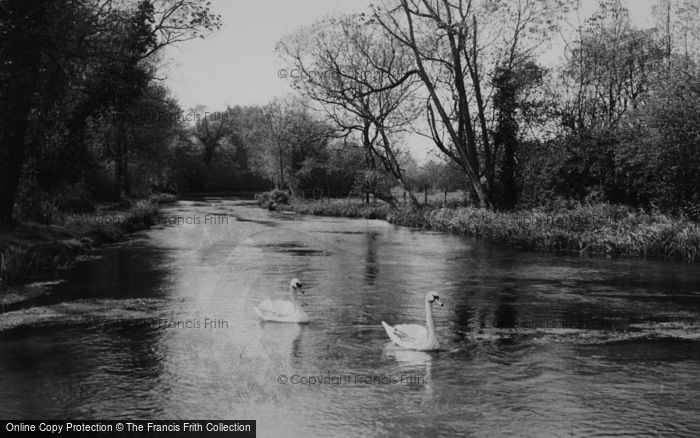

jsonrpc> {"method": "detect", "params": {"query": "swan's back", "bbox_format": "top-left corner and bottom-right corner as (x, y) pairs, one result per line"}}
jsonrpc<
(255, 299), (309, 323)
(258, 299), (295, 316)
(382, 321), (428, 349)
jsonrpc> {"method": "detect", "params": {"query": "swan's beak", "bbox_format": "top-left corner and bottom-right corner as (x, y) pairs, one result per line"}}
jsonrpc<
(435, 298), (443, 307)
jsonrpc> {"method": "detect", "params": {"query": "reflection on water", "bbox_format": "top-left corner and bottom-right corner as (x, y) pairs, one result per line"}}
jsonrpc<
(1, 198), (700, 437)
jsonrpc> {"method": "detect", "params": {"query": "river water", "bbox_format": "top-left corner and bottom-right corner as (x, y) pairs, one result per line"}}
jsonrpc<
(1, 198), (699, 437)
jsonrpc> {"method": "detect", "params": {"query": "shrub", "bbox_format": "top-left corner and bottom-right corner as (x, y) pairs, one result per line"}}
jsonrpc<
(255, 189), (289, 210)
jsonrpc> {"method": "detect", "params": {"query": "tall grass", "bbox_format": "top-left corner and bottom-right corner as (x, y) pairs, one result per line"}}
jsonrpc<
(280, 198), (390, 220)
(388, 203), (700, 262)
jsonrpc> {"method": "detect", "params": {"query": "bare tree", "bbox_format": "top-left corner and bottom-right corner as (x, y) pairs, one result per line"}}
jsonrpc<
(278, 14), (422, 205)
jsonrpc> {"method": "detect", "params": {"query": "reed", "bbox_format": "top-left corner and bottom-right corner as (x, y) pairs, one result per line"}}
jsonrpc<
(387, 203), (700, 262)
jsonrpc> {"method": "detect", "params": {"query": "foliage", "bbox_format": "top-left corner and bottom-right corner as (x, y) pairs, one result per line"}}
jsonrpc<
(404, 158), (468, 193)
(1, 199), (159, 286)
(255, 189), (290, 210)
(294, 144), (367, 198)
(246, 97), (334, 192)
(512, 0), (700, 215)
(278, 14), (421, 203)
(280, 198), (390, 220)
(373, 0), (572, 207)
(387, 202), (700, 262)
(614, 70), (700, 217)
(351, 170), (396, 202)
(0, 0), (220, 222)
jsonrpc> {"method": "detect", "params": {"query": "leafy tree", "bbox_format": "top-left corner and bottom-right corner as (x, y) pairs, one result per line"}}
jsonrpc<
(615, 67), (700, 215)
(374, 0), (569, 207)
(0, 0), (221, 222)
(492, 60), (547, 209)
(554, 0), (666, 202)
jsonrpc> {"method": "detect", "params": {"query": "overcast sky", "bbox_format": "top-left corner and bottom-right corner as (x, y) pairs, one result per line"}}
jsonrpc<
(162, 0), (657, 161)
(162, 0), (373, 111)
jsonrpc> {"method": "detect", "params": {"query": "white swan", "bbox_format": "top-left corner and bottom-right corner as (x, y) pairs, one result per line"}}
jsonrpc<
(381, 291), (443, 351)
(254, 278), (310, 323)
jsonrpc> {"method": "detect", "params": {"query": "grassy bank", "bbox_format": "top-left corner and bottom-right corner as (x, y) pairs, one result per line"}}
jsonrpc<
(277, 197), (390, 220)
(269, 197), (700, 262)
(0, 194), (176, 289)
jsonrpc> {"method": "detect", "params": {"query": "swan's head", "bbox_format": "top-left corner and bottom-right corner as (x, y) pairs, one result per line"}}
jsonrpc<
(290, 278), (303, 293)
(426, 291), (443, 306)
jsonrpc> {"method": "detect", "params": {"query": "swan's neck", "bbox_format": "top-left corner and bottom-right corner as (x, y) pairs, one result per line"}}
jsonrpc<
(425, 300), (437, 344)
(290, 287), (300, 308)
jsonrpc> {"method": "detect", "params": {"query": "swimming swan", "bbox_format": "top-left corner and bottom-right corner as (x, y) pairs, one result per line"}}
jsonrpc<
(254, 278), (310, 323)
(381, 291), (443, 351)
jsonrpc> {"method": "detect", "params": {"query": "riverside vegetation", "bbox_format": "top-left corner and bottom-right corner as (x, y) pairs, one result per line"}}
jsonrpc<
(260, 193), (700, 263)
(0, 195), (175, 288)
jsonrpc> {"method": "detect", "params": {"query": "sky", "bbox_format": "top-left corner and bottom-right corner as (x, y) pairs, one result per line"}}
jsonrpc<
(162, 0), (657, 162)
(162, 0), (373, 111)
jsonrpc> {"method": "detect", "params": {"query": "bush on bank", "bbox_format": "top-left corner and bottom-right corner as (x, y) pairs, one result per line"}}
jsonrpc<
(255, 189), (290, 210)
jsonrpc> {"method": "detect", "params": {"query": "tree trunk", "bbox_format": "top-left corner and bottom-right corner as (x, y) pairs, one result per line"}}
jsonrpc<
(278, 144), (285, 189)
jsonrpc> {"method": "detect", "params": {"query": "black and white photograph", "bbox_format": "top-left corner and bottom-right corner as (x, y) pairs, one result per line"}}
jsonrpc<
(1, 0), (700, 436)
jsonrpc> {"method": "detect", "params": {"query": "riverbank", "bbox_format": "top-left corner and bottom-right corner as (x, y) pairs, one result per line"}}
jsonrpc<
(278, 197), (390, 219)
(277, 198), (700, 262)
(0, 194), (176, 291)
